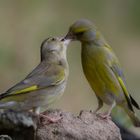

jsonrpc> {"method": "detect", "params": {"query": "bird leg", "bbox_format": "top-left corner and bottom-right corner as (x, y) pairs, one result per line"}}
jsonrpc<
(33, 107), (41, 114)
(32, 107), (62, 123)
(93, 96), (103, 114)
(98, 101), (116, 120)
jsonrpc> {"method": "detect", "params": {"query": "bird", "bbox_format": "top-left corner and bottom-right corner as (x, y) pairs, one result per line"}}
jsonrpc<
(0, 37), (70, 117)
(64, 19), (140, 127)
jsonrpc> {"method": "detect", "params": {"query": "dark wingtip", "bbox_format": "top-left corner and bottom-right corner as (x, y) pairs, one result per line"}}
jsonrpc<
(130, 94), (140, 110)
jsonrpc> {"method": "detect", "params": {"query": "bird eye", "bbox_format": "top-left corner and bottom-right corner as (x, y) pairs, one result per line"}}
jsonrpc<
(51, 38), (56, 41)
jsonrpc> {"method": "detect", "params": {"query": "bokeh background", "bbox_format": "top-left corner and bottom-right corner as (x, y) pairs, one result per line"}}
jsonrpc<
(0, 0), (140, 135)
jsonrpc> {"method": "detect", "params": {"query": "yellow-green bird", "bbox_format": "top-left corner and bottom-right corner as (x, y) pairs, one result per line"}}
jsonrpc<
(64, 19), (140, 127)
(0, 37), (69, 115)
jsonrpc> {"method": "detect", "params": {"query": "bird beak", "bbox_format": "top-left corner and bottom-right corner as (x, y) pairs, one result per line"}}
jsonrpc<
(63, 39), (71, 46)
(62, 31), (76, 41)
(60, 36), (71, 46)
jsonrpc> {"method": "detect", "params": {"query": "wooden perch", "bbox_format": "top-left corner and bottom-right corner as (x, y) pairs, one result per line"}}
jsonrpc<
(0, 109), (122, 140)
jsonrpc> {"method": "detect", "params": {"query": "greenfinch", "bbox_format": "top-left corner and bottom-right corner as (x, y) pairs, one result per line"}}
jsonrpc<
(64, 19), (140, 127)
(0, 37), (69, 114)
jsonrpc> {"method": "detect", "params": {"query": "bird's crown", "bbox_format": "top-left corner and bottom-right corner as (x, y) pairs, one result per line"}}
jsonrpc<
(70, 19), (95, 34)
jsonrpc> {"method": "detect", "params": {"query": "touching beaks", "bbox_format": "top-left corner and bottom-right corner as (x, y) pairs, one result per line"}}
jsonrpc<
(61, 32), (76, 41)
(63, 39), (71, 46)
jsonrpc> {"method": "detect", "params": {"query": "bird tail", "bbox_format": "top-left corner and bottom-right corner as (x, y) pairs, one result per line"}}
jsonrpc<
(129, 94), (140, 110)
(124, 107), (140, 127)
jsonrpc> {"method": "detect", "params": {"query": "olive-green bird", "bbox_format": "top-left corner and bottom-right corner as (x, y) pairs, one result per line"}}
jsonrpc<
(0, 37), (69, 114)
(64, 19), (140, 127)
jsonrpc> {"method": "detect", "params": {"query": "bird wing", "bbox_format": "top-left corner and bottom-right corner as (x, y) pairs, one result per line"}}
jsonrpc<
(111, 60), (140, 110)
(0, 62), (65, 99)
(105, 46), (136, 111)
(110, 63), (134, 112)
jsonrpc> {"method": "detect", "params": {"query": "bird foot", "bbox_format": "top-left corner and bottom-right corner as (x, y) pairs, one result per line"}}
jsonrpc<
(97, 112), (111, 120)
(39, 113), (62, 124)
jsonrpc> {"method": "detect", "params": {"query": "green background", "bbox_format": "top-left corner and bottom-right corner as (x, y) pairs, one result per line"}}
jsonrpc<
(0, 0), (140, 135)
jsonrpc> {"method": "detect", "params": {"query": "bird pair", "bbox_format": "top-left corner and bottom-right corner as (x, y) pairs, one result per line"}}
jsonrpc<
(0, 19), (140, 127)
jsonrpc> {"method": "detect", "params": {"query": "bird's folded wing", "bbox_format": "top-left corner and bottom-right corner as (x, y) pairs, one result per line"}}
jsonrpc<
(0, 63), (65, 98)
(105, 46), (140, 110)
(107, 52), (134, 112)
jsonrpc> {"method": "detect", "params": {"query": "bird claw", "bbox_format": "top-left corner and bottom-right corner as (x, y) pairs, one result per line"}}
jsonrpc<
(39, 114), (62, 124)
(97, 113), (111, 120)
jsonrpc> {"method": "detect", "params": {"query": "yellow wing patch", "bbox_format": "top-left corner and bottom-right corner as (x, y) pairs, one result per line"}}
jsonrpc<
(118, 77), (134, 111)
(15, 85), (38, 94)
(55, 70), (65, 85)
(118, 77), (129, 97)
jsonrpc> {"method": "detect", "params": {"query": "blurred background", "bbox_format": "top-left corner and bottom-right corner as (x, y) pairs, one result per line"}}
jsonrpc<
(0, 0), (140, 136)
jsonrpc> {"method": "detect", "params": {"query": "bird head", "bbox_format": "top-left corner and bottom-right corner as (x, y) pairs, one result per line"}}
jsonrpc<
(40, 37), (70, 61)
(64, 19), (97, 42)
